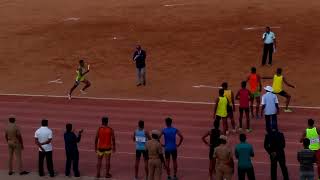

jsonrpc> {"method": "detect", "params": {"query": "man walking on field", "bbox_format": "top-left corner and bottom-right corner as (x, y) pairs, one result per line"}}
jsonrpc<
(133, 45), (147, 86)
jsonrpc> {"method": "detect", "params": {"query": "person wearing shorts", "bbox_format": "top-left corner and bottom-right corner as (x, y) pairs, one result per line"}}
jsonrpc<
(202, 120), (221, 180)
(301, 119), (320, 180)
(247, 67), (262, 119)
(262, 68), (295, 112)
(213, 89), (229, 135)
(236, 81), (252, 132)
(68, 60), (91, 100)
(222, 82), (236, 133)
(95, 117), (116, 179)
(160, 118), (184, 180)
(133, 120), (151, 180)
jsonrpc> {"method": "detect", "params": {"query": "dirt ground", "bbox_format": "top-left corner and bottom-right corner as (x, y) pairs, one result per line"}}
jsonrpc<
(0, 0), (320, 106)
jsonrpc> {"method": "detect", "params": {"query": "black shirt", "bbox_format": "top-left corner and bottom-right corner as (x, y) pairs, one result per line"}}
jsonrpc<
(264, 131), (285, 154)
(64, 131), (81, 153)
(133, 50), (146, 68)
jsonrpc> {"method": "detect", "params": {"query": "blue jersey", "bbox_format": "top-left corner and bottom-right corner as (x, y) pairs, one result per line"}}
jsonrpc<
(135, 129), (147, 150)
(162, 127), (178, 151)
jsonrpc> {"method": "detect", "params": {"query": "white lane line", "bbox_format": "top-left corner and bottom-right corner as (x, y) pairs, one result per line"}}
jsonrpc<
(48, 78), (63, 84)
(163, 4), (186, 7)
(192, 85), (222, 89)
(243, 26), (281, 31)
(63, 17), (80, 21)
(0, 93), (319, 109)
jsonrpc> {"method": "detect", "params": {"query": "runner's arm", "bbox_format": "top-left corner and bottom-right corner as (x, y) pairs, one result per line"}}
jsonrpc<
(300, 131), (306, 143)
(177, 130), (184, 147)
(231, 91), (236, 110)
(258, 75), (263, 92)
(283, 77), (295, 88)
(213, 98), (219, 117)
(16, 129), (24, 149)
(111, 128), (116, 152)
(201, 131), (210, 146)
(94, 129), (99, 152)
(235, 91), (240, 100)
(261, 76), (273, 80)
(132, 132), (136, 142)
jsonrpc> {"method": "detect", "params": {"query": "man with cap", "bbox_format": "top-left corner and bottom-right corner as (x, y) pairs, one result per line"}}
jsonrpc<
(5, 116), (29, 176)
(213, 135), (234, 180)
(145, 130), (167, 180)
(261, 86), (279, 132)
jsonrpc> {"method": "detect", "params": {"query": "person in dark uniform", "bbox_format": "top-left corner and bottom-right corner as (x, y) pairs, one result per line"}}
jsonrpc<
(64, 123), (83, 177)
(133, 45), (147, 86)
(264, 128), (289, 180)
(202, 120), (221, 180)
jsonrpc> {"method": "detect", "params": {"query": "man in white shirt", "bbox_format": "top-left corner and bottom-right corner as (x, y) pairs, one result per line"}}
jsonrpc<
(262, 27), (276, 66)
(34, 119), (55, 177)
(261, 86), (279, 133)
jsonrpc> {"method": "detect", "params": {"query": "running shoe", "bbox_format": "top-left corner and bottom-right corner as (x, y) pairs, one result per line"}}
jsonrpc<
(246, 129), (253, 133)
(238, 128), (243, 132)
(284, 108), (293, 113)
(68, 94), (72, 100)
(19, 171), (29, 175)
(80, 90), (87, 94)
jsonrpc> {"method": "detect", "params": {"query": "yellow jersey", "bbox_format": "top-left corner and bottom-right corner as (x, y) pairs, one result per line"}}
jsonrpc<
(272, 75), (283, 93)
(216, 96), (228, 118)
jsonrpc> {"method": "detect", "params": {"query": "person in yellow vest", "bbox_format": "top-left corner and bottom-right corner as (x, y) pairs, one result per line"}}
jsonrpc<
(300, 119), (320, 180)
(213, 89), (229, 135)
(263, 68), (295, 112)
(222, 82), (237, 133)
(68, 60), (91, 100)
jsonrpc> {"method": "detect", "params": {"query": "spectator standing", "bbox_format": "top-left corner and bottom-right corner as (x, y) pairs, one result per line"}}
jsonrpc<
(64, 123), (83, 177)
(213, 135), (234, 180)
(160, 117), (184, 180)
(202, 120), (221, 180)
(213, 89), (229, 135)
(5, 116), (29, 175)
(264, 128), (289, 180)
(235, 134), (255, 180)
(236, 81), (252, 132)
(262, 26), (276, 66)
(300, 119), (320, 179)
(34, 119), (55, 177)
(95, 116), (116, 178)
(133, 45), (147, 86)
(146, 130), (167, 180)
(261, 86), (279, 132)
(133, 120), (151, 180)
(298, 138), (316, 180)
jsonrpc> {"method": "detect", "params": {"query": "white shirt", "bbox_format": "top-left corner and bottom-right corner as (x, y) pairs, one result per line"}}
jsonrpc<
(261, 92), (279, 115)
(262, 32), (275, 44)
(34, 126), (53, 152)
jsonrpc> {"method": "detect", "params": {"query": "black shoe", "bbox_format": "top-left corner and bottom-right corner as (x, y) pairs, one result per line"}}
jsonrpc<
(20, 171), (29, 175)
(8, 172), (14, 175)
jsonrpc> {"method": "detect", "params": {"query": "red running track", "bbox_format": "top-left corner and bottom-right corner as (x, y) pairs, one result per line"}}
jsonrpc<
(0, 95), (319, 180)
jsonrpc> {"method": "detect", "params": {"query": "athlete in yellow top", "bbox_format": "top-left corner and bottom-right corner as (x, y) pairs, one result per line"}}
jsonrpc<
(213, 89), (229, 135)
(221, 82), (236, 133)
(263, 68), (295, 112)
(68, 60), (91, 100)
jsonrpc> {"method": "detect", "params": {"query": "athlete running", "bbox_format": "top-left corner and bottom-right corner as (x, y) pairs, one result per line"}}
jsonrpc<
(68, 60), (91, 100)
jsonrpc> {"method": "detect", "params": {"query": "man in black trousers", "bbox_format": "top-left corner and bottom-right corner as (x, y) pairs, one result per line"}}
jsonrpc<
(64, 123), (83, 177)
(264, 128), (289, 180)
(133, 45), (147, 86)
(262, 27), (276, 66)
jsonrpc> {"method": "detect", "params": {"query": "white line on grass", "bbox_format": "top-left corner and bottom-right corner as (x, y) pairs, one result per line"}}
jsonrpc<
(48, 78), (63, 84)
(243, 26), (281, 31)
(0, 93), (319, 109)
(192, 85), (222, 89)
(163, 4), (186, 7)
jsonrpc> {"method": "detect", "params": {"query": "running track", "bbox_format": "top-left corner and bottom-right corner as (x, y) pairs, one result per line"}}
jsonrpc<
(0, 95), (319, 180)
